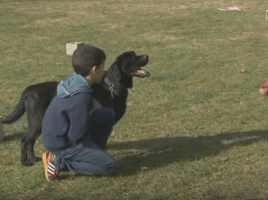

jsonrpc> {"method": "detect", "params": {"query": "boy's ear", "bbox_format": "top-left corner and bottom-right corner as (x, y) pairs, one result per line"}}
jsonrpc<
(92, 66), (98, 74)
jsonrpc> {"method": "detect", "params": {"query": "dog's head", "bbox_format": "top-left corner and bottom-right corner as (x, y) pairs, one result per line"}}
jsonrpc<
(108, 51), (150, 88)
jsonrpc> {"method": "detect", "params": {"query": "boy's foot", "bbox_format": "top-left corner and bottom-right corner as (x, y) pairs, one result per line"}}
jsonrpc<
(42, 152), (60, 182)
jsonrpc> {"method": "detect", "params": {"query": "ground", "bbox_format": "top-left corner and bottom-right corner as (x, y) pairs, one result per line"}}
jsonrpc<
(1, 0), (268, 199)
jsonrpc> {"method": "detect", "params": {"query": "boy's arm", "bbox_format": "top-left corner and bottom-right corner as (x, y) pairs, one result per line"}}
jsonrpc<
(68, 94), (93, 143)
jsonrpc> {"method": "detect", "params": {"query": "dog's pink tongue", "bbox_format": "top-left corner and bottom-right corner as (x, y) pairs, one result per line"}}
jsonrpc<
(137, 69), (150, 77)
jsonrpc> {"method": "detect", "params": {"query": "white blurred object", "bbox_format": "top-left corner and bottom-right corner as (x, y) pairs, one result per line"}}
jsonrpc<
(218, 6), (249, 11)
(66, 42), (84, 56)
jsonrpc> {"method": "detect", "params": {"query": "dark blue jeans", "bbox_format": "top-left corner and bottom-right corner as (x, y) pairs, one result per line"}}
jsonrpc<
(50, 108), (116, 175)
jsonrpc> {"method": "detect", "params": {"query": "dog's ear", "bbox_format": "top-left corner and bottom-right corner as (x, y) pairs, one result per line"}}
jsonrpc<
(109, 60), (121, 81)
(108, 53), (134, 89)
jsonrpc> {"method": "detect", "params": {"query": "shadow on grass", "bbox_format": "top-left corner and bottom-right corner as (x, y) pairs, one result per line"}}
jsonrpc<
(2, 132), (25, 142)
(109, 130), (268, 176)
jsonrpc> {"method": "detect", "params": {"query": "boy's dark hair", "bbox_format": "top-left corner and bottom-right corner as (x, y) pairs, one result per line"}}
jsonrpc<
(72, 44), (106, 76)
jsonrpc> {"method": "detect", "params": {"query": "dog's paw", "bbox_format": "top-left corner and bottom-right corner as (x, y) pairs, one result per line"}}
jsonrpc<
(34, 156), (42, 162)
(21, 159), (34, 167)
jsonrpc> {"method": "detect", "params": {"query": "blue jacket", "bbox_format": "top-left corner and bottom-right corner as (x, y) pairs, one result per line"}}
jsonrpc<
(42, 73), (94, 151)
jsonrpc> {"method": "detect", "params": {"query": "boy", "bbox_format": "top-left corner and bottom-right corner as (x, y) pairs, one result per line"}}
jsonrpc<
(42, 44), (116, 182)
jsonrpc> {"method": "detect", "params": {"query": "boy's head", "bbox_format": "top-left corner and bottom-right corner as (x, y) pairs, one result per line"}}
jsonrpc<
(72, 44), (106, 85)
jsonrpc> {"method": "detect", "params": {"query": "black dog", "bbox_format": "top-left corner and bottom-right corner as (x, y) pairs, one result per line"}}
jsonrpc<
(0, 51), (150, 166)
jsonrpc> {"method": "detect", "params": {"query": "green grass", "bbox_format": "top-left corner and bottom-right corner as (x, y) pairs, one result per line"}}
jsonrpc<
(1, 0), (268, 199)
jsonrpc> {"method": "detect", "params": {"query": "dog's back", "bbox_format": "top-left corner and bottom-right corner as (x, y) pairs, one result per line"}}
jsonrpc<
(1, 82), (58, 125)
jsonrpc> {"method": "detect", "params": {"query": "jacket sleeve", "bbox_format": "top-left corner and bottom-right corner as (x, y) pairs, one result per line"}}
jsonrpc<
(67, 94), (93, 143)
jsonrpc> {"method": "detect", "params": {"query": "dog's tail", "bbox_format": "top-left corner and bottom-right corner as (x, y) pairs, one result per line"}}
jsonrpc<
(0, 94), (26, 142)
(0, 96), (26, 125)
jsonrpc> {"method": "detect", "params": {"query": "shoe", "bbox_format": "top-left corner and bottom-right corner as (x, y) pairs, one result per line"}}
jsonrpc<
(42, 152), (60, 182)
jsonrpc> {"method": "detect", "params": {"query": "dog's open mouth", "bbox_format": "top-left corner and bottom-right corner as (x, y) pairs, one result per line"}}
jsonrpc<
(130, 69), (150, 78)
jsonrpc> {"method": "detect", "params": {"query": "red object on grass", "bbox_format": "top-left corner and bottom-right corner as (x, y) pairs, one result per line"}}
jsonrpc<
(259, 79), (268, 95)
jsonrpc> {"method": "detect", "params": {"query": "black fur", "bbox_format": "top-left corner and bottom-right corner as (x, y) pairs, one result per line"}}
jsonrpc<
(0, 51), (150, 166)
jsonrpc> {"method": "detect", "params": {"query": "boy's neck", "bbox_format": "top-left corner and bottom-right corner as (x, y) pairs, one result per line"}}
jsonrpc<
(85, 76), (93, 86)
(74, 72), (93, 86)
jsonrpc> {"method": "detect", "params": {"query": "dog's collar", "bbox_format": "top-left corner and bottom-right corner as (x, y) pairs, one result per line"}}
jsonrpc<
(103, 72), (115, 100)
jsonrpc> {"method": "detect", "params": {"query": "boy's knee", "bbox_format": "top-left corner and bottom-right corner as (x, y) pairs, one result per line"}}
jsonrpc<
(101, 108), (115, 125)
(91, 108), (115, 126)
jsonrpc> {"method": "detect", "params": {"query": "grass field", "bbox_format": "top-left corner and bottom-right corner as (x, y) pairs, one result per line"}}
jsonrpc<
(1, 0), (268, 199)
